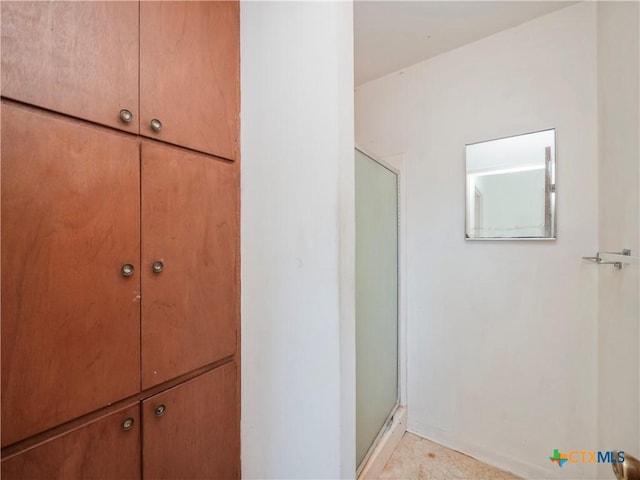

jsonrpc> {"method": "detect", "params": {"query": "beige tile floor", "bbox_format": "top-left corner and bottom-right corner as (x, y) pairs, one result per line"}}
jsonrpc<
(379, 432), (521, 480)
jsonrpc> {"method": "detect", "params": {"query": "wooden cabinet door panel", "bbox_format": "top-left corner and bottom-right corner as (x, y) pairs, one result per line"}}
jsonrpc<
(1, 1), (139, 133)
(140, 1), (239, 160)
(142, 362), (239, 480)
(141, 142), (238, 388)
(1, 104), (141, 446)
(1, 403), (141, 480)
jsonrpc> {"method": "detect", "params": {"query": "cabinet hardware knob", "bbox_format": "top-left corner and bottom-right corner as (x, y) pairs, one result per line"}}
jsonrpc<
(154, 404), (166, 417)
(121, 264), (135, 277)
(150, 118), (162, 132)
(152, 261), (164, 273)
(121, 417), (135, 431)
(119, 109), (133, 123)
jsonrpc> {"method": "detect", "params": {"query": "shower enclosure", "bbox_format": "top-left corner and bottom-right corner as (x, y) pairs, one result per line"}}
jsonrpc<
(355, 148), (399, 471)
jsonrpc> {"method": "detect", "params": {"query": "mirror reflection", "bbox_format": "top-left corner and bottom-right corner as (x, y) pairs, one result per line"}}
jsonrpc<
(465, 129), (556, 240)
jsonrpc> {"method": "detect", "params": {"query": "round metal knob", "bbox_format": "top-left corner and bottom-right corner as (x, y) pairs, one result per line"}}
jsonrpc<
(121, 264), (134, 277)
(121, 417), (135, 431)
(154, 404), (166, 417)
(150, 118), (162, 132)
(119, 109), (133, 123)
(152, 261), (164, 273)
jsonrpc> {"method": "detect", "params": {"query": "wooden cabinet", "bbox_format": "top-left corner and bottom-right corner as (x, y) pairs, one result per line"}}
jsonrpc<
(1, 1), (239, 160)
(1, 1), (240, 477)
(142, 362), (239, 480)
(1, 103), (239, 445)
(141, 142), (238, 389)
(1, 404), (141, 480)
(1, 103), (141, 447)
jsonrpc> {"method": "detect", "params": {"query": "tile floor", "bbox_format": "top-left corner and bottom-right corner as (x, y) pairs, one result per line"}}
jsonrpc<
(379, 432), (521, 480)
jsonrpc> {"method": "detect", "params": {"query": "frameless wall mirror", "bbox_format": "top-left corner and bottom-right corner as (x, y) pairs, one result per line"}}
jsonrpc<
(465, 129), (556, 240)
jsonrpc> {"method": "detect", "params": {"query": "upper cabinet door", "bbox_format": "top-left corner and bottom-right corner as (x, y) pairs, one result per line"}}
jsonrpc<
(1, 103), (141, 447)
(1, 403), (141, 480)
(141, 142), (239, 389)
(140, 1), (240, 160)
(1, 2), (139, 133)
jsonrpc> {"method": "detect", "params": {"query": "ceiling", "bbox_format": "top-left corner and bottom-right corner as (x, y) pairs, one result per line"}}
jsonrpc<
(354, 1), (577, 86)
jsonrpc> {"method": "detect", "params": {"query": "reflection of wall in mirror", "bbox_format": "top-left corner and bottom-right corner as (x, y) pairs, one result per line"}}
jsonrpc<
(474, 168), (545, 237)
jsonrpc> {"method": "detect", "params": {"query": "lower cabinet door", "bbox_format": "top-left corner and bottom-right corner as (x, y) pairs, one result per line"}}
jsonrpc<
(142, 362), (239, 480)
(1, 403), (141, 480)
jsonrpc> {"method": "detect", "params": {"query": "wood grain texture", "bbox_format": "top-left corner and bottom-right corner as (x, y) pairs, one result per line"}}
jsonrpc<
(140, 1), (240, 160)
(1, 1), (139, 132)
(1, 403), (140, 480)
(1, 103), (141, 446)
(140, 141), (238, 389)
(142, 362), (239, 480)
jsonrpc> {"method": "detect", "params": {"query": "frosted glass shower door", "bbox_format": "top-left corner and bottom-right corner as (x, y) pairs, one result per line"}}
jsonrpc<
(355, 149), (399, 469)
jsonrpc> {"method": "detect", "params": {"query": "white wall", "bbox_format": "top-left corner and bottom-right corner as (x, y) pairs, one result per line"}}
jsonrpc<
(597, 1), (640, 475)
(356, 3), (599, 479)
(241, 2), (355, 479)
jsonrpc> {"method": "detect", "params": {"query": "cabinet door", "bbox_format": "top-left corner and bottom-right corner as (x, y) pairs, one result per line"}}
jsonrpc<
(140, 1), (240, 160)
(142, 362), (239, 480)
(1, 103), (141, 446)
(1, 1), (139, 133)
(1, 403), (141, 480)
(141, 142), (238, 388)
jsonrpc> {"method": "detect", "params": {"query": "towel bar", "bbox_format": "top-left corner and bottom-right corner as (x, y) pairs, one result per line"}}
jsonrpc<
(582, 249), (636, 270)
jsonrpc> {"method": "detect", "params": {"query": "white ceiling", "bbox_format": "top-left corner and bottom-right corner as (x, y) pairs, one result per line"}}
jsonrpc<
(354, 1), (577, 86)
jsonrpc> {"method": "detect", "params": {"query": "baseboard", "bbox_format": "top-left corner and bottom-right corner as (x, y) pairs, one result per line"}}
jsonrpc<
(358, 406), (407, 480)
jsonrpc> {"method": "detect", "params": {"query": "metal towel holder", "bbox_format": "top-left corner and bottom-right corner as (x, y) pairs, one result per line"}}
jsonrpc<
(582, 249), (635, 270)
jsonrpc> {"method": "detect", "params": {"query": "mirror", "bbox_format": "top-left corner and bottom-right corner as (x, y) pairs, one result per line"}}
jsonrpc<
(465, 129), (556, 240)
